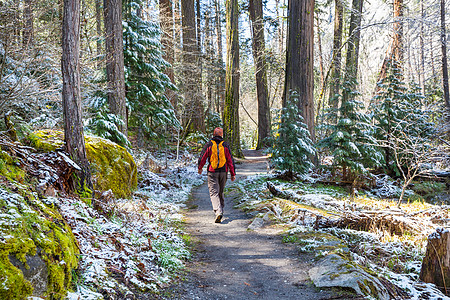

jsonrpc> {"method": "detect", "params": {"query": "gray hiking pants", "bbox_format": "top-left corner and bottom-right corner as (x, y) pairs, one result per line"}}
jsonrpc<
(207, 171), (227, 216)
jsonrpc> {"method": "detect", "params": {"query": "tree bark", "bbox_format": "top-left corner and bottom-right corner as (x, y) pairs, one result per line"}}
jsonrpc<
(342, 0), (363, 103)
(182, 0), (204, 132)
(440, 0), (450, 122)
(392, 0), (403, 66)
(420, 228), (450, 294)
(95, 0), (102, 69)
(196, 0), (203, 98)
(160, 0), (176, 109)
(62, 0), (92, 193)
(104, 0), (127, 135)
(419, 0), (425, 94)
(283, 0), (315, 141)
(23, 0), (34, 48)
(327, 0), (343, 114)
(205, 5), (214, 112)
(224, 0), (242, 156)
(215, 0), (225, 116)
(249, 0), (270, 149)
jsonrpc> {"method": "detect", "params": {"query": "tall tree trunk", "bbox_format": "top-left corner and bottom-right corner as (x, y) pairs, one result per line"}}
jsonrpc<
(196, 0), (203, 99)
(327, 0), (343, 115)
(23, 0), (33, 48)
(430, 34), (437, 85)
(315, 17), (325, 125)
(441, 0), (450, 122)
(205, 4), (214, 113)
(249, 0), (270, 149)
(182, 0), (204, 131)
(376, 0), (404, 91)
(224, 0), (242, 156)
(95, 0), (102, 69)
(343, 0), (363, 104)
(419, 0), (425, 93)
(160, 0), (176, 109)
(392, 0), (403, 67)
(215, 0), (225, 116)
(283, 0), (315, 141)
(104, 0), (127, 135)
(62, 0), (92, 193)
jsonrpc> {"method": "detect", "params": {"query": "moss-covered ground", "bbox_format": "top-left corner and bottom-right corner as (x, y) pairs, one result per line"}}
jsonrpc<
(0, 159), (79, 299)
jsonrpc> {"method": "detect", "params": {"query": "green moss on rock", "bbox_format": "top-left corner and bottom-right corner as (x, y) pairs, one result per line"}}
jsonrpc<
(85, 136), (137, 198)
(27, 130), (64, 152)
(0, 185), (79, 299)
(27, 130), (137, 198)
(0, 150), (26, 182)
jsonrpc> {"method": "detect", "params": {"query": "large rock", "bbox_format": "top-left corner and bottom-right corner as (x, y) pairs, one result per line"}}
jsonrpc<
(85, 136), (137, 198)
(309, 254), (390, 299)
(0, 187), (79, 299)
(28, 130), (137, 198)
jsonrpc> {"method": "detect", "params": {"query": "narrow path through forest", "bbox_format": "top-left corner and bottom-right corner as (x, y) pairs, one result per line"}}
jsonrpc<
(166, 150), (338, 300)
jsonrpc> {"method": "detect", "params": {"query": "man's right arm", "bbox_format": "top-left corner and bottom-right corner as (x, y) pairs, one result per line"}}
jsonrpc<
(198, 142), (211, 172)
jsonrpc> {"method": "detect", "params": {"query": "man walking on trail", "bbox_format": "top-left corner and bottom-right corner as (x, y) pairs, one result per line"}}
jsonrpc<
(198, 127), (236, 223)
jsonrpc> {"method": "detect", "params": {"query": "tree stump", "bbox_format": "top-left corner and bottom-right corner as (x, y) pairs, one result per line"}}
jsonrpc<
(420, 227), (450, 294)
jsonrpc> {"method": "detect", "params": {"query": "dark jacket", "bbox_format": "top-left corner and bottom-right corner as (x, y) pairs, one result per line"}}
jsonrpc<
(198, 136), (236, 176)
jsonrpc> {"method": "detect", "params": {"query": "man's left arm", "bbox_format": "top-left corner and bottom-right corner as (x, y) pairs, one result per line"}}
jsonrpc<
(224, 145), (236, 181)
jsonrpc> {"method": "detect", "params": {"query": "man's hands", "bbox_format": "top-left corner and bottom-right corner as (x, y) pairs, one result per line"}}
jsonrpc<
(199, 168), (235, 181)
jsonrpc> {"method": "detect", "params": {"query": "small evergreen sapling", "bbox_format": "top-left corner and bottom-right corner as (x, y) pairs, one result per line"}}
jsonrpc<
(269, 91), (315, 179)
(317, 79), (382, 180)
(371, 61), (436, 175)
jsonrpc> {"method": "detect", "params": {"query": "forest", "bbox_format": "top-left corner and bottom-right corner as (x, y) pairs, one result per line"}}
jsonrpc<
(0, 0), (449, 298)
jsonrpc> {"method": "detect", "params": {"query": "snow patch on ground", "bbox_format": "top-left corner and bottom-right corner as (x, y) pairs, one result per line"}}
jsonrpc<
(59, 153), (204, 299)
(235, 174), (450, 299)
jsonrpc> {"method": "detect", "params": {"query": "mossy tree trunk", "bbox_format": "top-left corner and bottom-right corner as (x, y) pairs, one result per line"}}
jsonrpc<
(249, 0), (270, 149)
(62, 0), (92, 194)
(224, 0), (242, 157)
(283, 0), (316, 142)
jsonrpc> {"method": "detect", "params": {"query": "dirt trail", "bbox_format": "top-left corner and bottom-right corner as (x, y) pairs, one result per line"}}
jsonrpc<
(168, 150), (337, 300)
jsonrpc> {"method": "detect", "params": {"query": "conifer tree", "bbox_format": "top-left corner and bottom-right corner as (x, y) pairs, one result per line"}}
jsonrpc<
(269, 91), (315, 179)
(318, 81), (382, 180)
(123, 0), (179, 139)
(371, 61), (436, 174)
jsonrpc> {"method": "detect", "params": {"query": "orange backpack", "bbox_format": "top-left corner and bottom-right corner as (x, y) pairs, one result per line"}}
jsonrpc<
(210, 140), (226, 169)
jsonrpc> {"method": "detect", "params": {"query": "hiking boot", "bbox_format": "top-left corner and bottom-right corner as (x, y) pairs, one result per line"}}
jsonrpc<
(215, 214), (223, 223)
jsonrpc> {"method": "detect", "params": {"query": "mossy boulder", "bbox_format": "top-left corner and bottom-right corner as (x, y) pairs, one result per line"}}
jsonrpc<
(0, 184), (79, 299)
(309, 254), (391, 299)
(0, 150), (26, 182)
(27, 130), (137, 198)
(27, 129), (64, 152)
(85, 136), (137, 198)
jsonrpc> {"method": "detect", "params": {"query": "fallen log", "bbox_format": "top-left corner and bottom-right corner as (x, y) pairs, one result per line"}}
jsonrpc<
(316, 211), (419, 236)
(267, 181), (295, 199)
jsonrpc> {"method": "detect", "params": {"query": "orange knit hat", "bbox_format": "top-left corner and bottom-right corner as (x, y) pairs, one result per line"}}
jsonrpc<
(213, 127), (223, 137)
